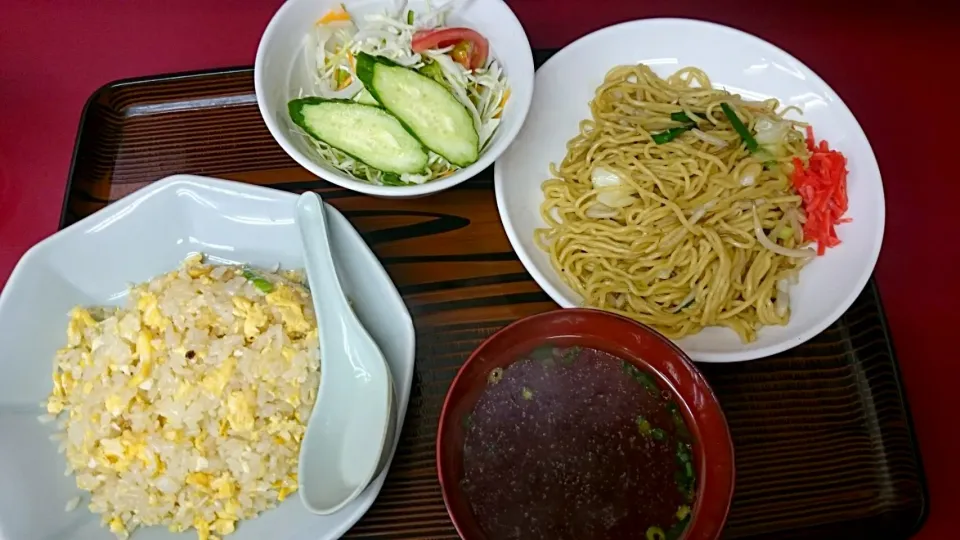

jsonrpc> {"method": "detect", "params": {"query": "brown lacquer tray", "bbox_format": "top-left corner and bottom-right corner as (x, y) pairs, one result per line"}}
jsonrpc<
(63, 53), (927, 539)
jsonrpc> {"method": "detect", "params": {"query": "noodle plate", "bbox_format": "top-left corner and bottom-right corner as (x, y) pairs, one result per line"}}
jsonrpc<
(535, 64), (816, 342)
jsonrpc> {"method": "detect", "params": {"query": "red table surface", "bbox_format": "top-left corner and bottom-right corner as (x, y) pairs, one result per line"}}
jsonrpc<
(1, 0), (957, 536)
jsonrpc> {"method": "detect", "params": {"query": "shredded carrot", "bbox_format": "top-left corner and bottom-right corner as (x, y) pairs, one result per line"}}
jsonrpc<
(493, 88), (511, 119)
(317, 3), (351, 25)
(790, 127), (851, 256)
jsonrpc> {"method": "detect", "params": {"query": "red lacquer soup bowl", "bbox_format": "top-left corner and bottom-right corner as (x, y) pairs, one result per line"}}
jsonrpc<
(436, 309), (735, 540)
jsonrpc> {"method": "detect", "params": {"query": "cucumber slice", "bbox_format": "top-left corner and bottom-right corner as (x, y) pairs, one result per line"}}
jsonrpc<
(356, 52), (479, 167)
(354, 88), (379, 106)
(288, 97), (428, 175)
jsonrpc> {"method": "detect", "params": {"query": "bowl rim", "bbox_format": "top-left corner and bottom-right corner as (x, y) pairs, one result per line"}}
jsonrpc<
(436, 308), (736, 540)
(492, 17), (885, 362)
(253, 0), (535, 198)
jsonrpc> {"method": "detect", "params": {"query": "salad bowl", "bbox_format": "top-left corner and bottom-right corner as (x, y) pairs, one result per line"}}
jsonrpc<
(255, 0), (534, 198)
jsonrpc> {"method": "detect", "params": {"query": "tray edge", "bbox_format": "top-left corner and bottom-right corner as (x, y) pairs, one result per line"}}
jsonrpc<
(863, 278), (930, 535)
(60, 66), (255, 229)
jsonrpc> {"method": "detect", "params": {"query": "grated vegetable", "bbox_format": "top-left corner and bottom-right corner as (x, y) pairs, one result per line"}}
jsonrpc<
(791, 126), (851, 255)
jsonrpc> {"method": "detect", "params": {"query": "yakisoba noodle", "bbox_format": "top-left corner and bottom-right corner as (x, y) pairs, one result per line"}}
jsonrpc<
(535, 64), (816, 342)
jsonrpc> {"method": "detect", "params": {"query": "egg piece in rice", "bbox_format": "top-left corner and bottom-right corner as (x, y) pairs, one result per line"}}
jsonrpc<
(46, 254), (320, 539)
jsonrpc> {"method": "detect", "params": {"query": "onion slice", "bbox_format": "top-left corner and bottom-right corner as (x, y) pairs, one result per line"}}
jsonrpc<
(775, 278), (790, 318)
(585, 203), (619, 219)
(591, 166), (636, 208)
(688, 200), (717, 225)
(672, 290), (697, 313)
(691, 128), (728, 148)
(753, 207), (815, 258)
(754, 115), (791, 147)
(739, 162), (763, 187)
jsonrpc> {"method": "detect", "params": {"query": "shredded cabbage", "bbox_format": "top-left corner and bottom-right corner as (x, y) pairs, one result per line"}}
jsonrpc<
(296, 0), (509, 186)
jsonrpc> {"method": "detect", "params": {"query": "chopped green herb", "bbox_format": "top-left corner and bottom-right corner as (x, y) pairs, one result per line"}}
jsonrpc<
(673, 440), (697, 501)
(462, 414), (472, 429)
(560, 346), (581, 365)
(242, 269), (274, 293)
(636, 415), (652, 436)
(646, 526), (667, 540)
(652, 126), (693, 144)
(669, 405), (693, 439)
(676, 505), (690, 520)
(720, 102), (759, 153)
(676, 475), (695, 500)
(406, 9), (414, 24)
(676, 442), (694, 467)
(669, 111), (708, 124)
(529, 346), (555, 364)
(637, 373), (657, 392)
(778, 226), (794, 240)
(651, 428), (666, 441)
(521, 387), (534, 400)
(538, 356), (557, 368)
(665, 515), (691, 540)
(622, 362), (659, 392)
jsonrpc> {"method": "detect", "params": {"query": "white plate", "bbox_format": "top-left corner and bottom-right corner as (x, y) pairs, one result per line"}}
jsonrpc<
(0, 175), (415, 539)
(494, 18), (885, 362)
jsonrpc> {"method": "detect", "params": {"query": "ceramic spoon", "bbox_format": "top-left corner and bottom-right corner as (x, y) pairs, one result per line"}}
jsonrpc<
(295, 191), (395, 515)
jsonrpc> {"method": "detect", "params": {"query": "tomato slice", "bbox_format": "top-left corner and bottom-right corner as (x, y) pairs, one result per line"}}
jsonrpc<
(411, 27), (489, 70)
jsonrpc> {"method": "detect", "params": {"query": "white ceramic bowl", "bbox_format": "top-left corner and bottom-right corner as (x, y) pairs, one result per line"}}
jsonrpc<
(255, 0), (534, 198)
(494, 18), (885, 363)
(0, 175), (415, 539)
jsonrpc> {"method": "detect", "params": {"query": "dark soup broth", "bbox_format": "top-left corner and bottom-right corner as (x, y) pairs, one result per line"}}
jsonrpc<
(461, 345), (696, 540)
